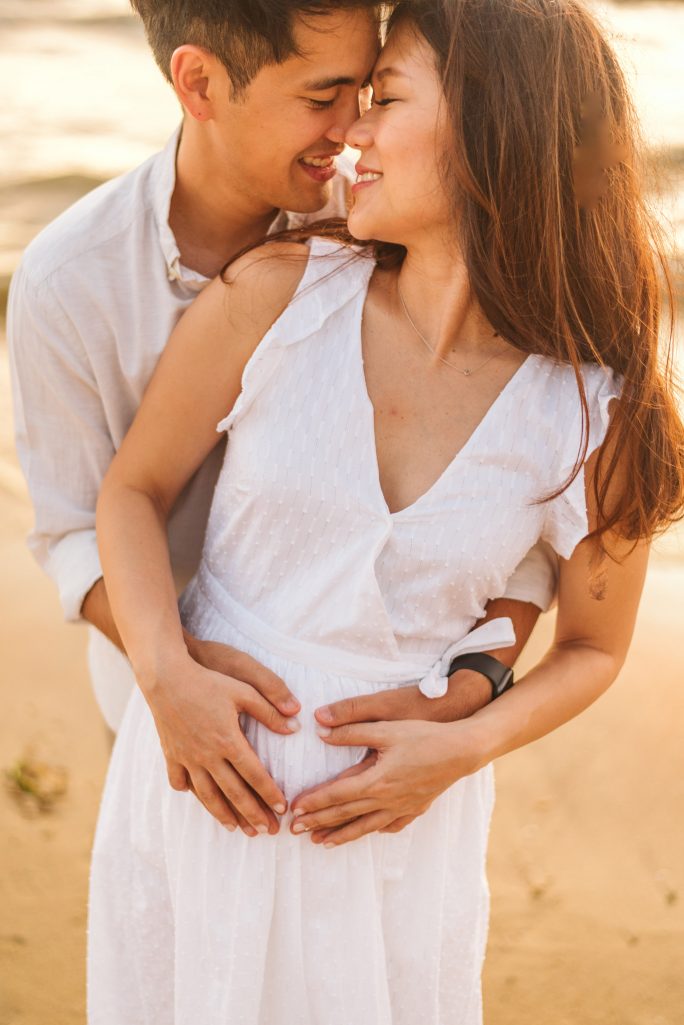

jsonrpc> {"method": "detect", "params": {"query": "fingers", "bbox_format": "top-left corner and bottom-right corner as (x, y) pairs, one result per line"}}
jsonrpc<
(379, 815), (416, 834)
(290, 799), (375, 835)
(315, 721), (390, 749)
(227, 736), (288, 816)
(228, 649), (300, 716)
(186, 631), (300, 715)
(316, 689), (412, 727)
(290, 752), (377, 809)
(210, 760), (280, 835)
(186, 767), (239, 832)
(166, 759), (190, 792)
(186, 764), (281, 838)
(290, 770), (377, 817)
(237, 685), (301, 736)
(314, 810), (395, 847)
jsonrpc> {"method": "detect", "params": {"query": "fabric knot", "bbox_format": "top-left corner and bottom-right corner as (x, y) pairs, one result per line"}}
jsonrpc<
(419, 663), (450, 699)
(417, 616), (516, 699)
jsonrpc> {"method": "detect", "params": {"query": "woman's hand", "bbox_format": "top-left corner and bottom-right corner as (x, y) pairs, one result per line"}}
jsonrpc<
(289, 719), (482, 847)
(143, 652), (299, 837)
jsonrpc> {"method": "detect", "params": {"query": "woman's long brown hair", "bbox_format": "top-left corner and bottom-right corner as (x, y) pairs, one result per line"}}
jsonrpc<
(230, 0), (684, 543)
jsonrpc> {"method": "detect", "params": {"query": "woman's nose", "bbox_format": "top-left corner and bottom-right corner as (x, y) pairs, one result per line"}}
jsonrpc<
(345, 112), (374, 151)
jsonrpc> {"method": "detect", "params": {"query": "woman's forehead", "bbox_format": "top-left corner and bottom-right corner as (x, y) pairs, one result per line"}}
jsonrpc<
(371, 20), (435, 83)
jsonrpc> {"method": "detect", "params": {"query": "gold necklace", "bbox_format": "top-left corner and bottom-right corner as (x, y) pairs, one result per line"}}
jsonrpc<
(397, 284), (502, 377)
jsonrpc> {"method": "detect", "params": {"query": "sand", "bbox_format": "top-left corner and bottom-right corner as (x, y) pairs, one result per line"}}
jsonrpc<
(1, 339), (683, 1023)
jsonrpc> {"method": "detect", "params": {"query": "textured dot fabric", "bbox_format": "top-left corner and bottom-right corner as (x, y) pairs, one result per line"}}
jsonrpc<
(88, 239), (620, 1025)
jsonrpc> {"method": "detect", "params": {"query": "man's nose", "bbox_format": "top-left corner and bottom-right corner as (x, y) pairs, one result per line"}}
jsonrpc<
(325, 91), (370, 144)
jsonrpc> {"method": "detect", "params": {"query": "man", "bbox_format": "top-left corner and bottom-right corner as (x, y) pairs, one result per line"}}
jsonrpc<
(8, 0), (554, 837)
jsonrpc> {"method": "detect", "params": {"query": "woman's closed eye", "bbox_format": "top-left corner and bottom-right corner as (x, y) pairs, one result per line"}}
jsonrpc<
(372, 96), (398, 107)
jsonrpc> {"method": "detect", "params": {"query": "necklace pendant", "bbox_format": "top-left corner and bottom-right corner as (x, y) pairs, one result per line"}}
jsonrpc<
(462, 368), (472, 376)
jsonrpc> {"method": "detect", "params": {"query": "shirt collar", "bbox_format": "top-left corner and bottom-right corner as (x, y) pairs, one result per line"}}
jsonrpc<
(151, 126), (201, 289)
(151, 126), (298, 293)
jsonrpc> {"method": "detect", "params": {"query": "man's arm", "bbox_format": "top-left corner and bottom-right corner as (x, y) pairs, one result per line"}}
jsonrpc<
(315, 592), (542, 730)
(8, 264), (114, 621)
(81, 578), (123, 649)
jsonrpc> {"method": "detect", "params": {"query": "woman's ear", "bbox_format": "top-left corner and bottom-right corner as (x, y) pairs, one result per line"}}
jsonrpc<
(170, 45), (230, 122)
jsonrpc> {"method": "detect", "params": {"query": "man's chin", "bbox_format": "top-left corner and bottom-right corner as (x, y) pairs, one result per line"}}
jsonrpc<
(283, 178), (335, 216)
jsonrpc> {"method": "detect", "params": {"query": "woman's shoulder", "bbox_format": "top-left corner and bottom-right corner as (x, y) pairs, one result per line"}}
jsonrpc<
(219, 236), (372, 332)
(218, 241), (312, 335)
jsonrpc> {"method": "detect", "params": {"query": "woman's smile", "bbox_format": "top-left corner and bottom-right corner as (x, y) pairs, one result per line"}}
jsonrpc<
(352, 163), (383, 192)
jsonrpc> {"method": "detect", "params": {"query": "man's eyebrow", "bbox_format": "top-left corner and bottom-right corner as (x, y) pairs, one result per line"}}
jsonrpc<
(302, 75), (358, 91)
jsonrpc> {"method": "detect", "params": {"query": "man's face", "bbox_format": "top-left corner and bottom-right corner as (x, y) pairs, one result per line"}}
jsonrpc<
(210, 8), (379, 214)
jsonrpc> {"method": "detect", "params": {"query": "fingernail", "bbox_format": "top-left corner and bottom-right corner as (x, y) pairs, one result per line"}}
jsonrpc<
(283, 700), (300, 714)
(274, 803), (287, 815)
(286, 717), (301, 733)
(292, 822), (307, 834)
(291, 807), (305, 818)
(316, 725), (332, 738)
(256, 824), (269, 835)
(324, 842), (336, 849)
(225, 823), (237, 832)
(317, 705), (333, 723)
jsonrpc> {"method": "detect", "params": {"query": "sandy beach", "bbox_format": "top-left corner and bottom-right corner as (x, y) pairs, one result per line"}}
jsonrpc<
(1, 1), (683, 1023)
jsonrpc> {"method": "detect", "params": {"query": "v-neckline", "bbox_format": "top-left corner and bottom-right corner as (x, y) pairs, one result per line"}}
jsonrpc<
(355, 273), (534, 520)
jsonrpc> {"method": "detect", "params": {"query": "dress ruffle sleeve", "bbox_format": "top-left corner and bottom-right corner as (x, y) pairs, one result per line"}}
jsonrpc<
(541, 365), (622, 560)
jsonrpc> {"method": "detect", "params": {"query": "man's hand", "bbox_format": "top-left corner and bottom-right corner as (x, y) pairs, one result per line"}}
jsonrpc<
(145, 646), (300, 837)
(313, 669), (492, 732)
(289, 719), (479, 847)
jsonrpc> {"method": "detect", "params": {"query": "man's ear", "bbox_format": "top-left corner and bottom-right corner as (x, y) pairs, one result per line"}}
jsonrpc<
(170, 45), (230, 121)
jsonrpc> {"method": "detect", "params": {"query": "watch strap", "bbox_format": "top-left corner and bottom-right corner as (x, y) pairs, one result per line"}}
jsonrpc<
(446, 652), (514, 701)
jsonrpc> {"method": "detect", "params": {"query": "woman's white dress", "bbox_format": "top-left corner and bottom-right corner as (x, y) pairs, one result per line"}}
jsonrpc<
(88, 239), (619, 1025)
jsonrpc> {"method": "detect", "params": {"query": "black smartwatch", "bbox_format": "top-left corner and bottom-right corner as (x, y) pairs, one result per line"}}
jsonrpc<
(446, 652), (514, 702)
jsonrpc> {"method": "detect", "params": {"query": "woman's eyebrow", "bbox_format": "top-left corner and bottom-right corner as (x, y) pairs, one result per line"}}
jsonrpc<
(373, 66), (408, 82)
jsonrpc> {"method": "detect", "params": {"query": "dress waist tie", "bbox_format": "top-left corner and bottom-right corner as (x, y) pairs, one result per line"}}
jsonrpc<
(191, 564), (516, 695)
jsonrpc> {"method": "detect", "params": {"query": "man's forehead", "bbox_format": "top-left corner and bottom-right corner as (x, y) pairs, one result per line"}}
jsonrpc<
(290, 7), (381, 64)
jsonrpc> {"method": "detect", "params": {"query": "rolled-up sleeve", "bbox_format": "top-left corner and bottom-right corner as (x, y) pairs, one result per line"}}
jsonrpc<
(501, 539), (558, 612)
(8, 263), (113, 621)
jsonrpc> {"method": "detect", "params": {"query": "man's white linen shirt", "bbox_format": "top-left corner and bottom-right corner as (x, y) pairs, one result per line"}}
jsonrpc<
(8, 129), (556, 731)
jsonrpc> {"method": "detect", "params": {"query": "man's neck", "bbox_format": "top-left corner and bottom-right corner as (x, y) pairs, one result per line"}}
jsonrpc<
(170, 126), (280, 280)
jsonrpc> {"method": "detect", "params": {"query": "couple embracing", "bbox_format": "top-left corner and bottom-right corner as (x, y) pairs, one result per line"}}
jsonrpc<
(9, 0), (684, 1023)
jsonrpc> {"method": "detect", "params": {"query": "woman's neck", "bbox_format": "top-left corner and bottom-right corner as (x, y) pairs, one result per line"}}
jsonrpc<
(395, 240), (497, 363)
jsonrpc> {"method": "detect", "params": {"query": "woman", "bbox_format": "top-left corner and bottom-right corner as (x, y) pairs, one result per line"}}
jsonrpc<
(90, 0), (684, 1022)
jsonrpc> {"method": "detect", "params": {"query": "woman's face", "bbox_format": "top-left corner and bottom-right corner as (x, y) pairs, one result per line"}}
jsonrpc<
(346, 19), (451, 247)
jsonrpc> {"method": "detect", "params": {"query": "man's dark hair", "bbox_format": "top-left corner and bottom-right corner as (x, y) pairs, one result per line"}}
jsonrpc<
(130, 0), (380, 95)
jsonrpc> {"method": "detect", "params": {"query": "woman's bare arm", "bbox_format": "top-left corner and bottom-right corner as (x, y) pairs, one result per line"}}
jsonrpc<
(97, 243), (309, 832)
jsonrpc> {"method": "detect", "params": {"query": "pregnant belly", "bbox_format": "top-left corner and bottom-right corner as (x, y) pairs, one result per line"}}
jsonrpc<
(180, 580), (421, 801)
(240, 680), (373, 802)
